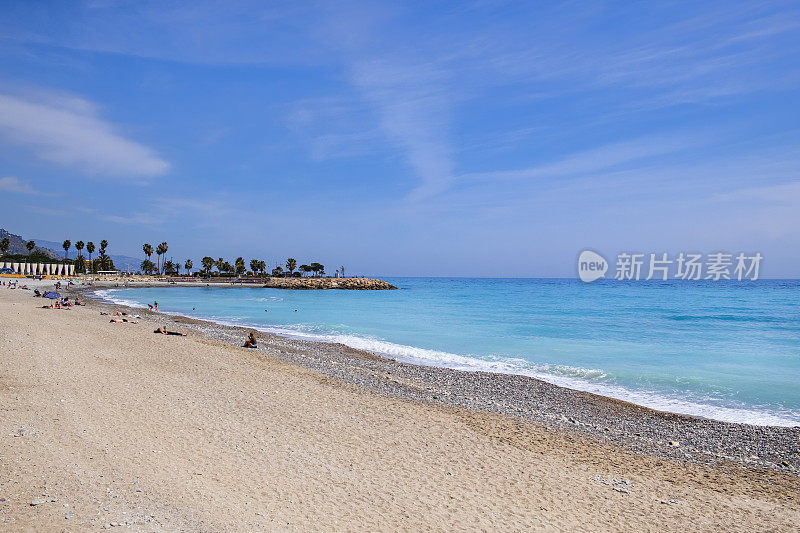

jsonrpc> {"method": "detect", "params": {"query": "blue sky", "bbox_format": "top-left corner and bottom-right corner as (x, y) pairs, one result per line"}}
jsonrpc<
(1, 1), (798, 276)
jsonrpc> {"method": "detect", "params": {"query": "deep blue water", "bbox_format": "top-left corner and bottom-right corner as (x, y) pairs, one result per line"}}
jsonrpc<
(97, 278), (800, 426)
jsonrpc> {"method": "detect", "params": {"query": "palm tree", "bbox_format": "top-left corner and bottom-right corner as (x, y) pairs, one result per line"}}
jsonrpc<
(86, 241), (95, 276)
(62, 239), (71, 260)
(26, 240), (35, 255)
(201, 256), (214, 277)
(235, 257), (245, 277)
(185, 259), (193, 276)
(286, 258), (297, 276)
(158, 242), (168, 274)
(75, 241), (85, 272)
(155, 243), (165, 274)
(98, 240), (109, 270)
(0, 237), (9, 257)
(143, 243), (153, 263)
(140, 259), (156, 275)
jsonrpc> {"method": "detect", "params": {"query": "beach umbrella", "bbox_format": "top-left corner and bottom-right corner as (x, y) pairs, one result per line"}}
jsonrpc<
(42, 291), (61, 299)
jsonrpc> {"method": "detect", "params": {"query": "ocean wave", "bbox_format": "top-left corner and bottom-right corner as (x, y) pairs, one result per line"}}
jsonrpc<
(243, 324), (800, 427)
(93, 289), (147, 309)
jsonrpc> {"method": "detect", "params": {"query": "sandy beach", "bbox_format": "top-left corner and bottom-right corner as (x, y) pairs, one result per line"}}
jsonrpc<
(1, 279), (799, 531)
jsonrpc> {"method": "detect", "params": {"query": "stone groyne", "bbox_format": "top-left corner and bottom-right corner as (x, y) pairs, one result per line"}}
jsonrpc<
(262, 277), (397, 290)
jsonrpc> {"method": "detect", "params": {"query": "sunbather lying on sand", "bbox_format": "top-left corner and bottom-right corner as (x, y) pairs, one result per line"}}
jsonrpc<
(154, 327), (186, 336)
(110, 318), (137, 323)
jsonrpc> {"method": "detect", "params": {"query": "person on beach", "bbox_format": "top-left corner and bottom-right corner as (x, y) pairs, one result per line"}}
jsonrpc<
(110, 318), (137, 323)
(154, 327), (186, 336)
(243, 332), (257, 348)
(154, 301), (159, 312)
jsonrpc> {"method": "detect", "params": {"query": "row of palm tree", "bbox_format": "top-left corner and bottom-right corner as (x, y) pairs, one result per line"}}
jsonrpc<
(9, 238), (117, 274)
(193, 257), (334, 278)
(5, 236), (349, 279)
(59, 239), (113, 273)
(141, 242), (170, 275)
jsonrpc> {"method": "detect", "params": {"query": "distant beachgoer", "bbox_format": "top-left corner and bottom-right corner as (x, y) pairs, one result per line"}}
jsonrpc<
(154, 327), (186, 336)
(243, 332), (257, 348)
(154, 301), (159, 312)
(147, 304), (153, 311)
(110, 318), (137, 323)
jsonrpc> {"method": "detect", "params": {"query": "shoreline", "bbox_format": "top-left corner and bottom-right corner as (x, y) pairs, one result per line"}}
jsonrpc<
(95, 284), (799, 427)
(78, 281), (799, 474)
(2, 278), (799, 530)
(99, 283), (800, 428)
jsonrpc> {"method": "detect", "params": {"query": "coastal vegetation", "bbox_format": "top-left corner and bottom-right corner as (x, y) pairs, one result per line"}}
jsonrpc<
(1, 229), (345, 280)
(0, 232), (116, 274)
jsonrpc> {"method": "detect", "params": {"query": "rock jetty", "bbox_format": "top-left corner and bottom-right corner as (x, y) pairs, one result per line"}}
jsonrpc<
(262, 277), (397, 290)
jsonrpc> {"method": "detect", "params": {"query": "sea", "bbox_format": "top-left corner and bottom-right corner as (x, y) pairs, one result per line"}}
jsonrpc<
(95, 278), (800, 427)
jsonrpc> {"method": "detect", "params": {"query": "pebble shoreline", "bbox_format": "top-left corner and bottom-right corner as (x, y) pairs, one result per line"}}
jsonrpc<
(77, 286), (799, 476)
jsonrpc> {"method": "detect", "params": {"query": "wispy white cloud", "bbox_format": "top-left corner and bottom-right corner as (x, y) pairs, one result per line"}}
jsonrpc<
(460, 133), (701, 183)
(0, 176), (39, 194)
(712, 181), (800, 204)
(96, 196), (240, 227)
(25, 204), (68, 217)
(0, 91), (169, 178)
(350, 59), (455, 201)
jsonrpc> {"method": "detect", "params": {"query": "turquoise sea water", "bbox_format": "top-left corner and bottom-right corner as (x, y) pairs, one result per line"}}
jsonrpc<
(96, 278), (800, 427)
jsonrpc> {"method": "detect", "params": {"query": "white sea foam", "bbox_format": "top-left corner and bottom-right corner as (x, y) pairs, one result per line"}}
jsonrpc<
(92, 289), (800, 427)
(93, 289), (146, 309)
(243, 324), (800, 427)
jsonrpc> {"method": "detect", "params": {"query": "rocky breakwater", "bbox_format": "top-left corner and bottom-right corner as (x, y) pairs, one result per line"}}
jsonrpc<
(263, 277), (397, 290)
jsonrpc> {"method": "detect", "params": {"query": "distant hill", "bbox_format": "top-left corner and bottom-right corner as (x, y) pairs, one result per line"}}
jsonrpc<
(32, 236), (142, 272)
(0, 228), (60, 259)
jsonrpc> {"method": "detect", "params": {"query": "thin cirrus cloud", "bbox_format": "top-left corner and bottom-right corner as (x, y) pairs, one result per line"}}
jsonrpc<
(459, 134), (701, 183)
(0, 92), (169, 179)
(0, 176), (39, 194)
(349, 59), (455, 201)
